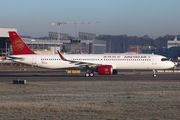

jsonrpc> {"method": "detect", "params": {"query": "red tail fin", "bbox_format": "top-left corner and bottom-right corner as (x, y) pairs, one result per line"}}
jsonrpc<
(9, 31), (35, 55)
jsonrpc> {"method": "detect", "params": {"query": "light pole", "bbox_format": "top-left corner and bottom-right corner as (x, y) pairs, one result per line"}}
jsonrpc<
(51, 21), (100, 40)
(50, 22), (61, 53)
(50, 22), (60, 41)
(57, 22), (61, 41)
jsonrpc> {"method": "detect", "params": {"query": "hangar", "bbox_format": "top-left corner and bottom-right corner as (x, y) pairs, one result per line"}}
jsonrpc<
(0, 28), (17, 56)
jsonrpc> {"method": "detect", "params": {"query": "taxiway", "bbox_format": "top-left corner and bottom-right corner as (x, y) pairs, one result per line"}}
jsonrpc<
(0, 72), (180, 81)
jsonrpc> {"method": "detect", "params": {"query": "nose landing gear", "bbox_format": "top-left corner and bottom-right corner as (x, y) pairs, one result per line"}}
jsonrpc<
(153, 70), (156, 77)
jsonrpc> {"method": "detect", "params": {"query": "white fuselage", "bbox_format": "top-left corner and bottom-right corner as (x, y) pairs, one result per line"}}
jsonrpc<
(8, 53), (175, 70)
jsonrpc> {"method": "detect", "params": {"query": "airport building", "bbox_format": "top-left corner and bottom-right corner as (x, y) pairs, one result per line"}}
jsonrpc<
(167, 37), (180, 60)
(0, 28), (106, 57)
(0, 28), (17, 56)
(141, 37), (180, 60)
(1, 27), (180, 60)
(23, 32), (106, 54)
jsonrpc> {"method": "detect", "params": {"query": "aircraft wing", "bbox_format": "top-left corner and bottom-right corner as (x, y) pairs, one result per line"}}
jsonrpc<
(70, 61), (101, 67)
(57, 50), (101, 68)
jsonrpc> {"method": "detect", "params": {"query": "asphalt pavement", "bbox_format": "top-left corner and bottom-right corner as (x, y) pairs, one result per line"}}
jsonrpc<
(0, 71), (179, 82)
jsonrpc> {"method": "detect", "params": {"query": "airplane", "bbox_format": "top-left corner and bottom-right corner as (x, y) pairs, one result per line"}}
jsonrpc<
(8, 31), (176, 77)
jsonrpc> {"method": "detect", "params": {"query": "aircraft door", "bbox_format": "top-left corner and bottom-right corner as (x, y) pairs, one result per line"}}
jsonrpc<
(32, 56), (37, 66)
(152, 55), (157, 65)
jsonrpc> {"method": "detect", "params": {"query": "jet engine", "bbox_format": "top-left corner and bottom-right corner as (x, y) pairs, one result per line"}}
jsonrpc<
(97, 65), (113, 75)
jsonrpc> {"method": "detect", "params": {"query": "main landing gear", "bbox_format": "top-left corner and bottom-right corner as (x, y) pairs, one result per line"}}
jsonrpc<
(85, 71), (95, 77)
(153, 70), (156, 77)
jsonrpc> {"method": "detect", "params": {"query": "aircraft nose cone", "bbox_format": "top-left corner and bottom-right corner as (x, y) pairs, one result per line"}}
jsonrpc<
(165, 61), (175, 69)
(171, 62), (176, 68)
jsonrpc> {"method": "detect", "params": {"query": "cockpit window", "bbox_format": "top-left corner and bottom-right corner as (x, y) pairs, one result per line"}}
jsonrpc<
(161, 58), (169, 61)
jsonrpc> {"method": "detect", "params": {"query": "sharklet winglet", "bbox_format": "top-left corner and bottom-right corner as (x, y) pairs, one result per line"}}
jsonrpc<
(57, 50), (66, 60)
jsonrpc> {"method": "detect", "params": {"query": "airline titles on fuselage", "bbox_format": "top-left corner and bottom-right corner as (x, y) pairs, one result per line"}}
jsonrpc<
(103, 55), (150, 59)
(124, 55), (150, 58)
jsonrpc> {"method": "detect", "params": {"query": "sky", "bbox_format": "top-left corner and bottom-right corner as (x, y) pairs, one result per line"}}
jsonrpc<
(1, 0), (180, 38)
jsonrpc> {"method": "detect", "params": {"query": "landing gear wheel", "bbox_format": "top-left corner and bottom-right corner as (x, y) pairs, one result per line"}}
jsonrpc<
(85, 72), (94, 77)
(85, 72), (90, 77)
(89, 72), (94, 77)
(152, 70), (156, 77)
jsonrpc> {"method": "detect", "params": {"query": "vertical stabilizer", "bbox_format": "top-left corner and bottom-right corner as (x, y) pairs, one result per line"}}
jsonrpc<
(9, 31), (35, 55)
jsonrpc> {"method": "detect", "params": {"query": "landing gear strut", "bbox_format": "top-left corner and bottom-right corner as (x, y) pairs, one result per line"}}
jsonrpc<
(153, 70), (156, 77)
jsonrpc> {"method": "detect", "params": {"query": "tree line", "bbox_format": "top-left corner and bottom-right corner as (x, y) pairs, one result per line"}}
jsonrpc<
(96, 34), (180, 53)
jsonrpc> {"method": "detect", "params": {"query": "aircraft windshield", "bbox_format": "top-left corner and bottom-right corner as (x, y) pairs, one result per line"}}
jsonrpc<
(161, 58), (169, 61)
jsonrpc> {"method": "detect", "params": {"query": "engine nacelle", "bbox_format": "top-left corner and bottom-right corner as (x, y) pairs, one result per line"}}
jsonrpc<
(97, 65), (113, 75)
